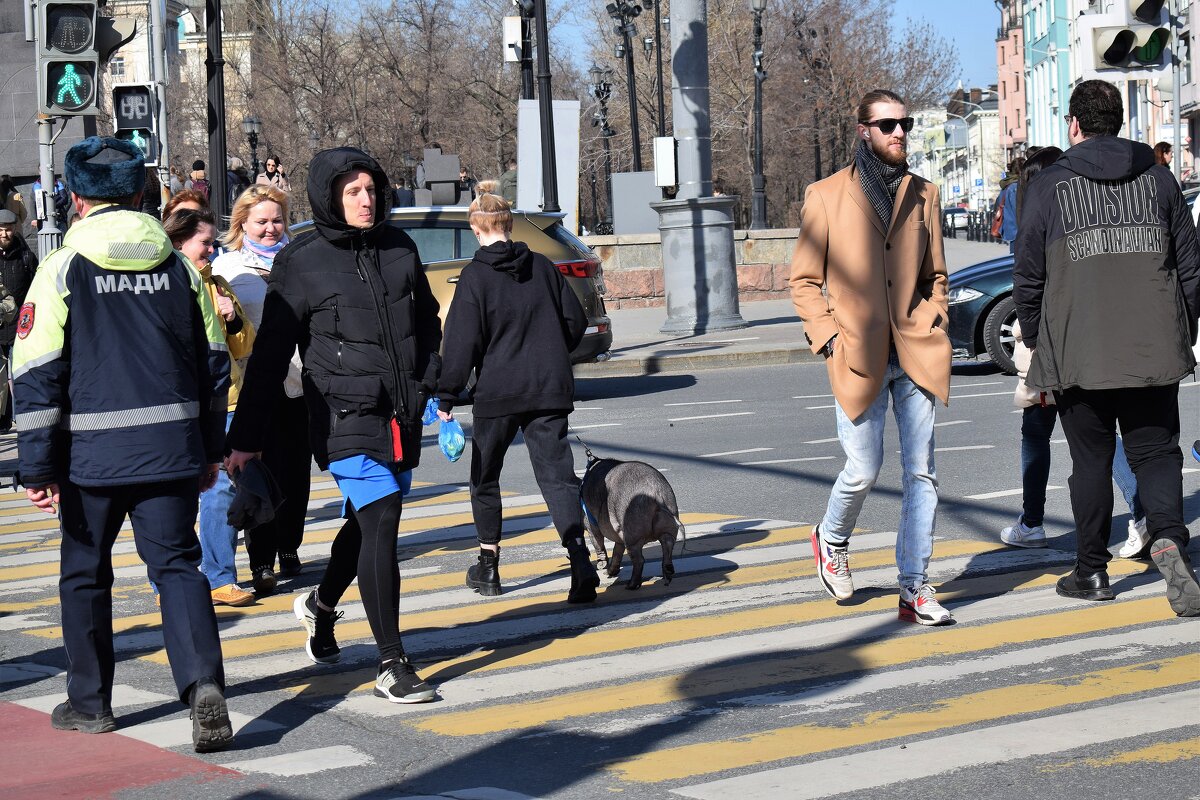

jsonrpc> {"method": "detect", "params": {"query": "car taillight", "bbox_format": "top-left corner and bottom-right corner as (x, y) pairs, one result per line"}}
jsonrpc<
(556, 259), (599, 278)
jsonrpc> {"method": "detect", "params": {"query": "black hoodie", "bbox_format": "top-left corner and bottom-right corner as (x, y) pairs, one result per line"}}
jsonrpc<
(437, 239), (586, 418)
(228, 147), (442, 470)
(1013, 135), (1200, 392)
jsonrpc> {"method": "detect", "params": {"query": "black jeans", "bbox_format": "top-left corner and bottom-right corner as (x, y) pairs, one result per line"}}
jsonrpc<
(248, 393), (311, 571)
(1020, 404), (1058, 527)
(469, 411), (584, 547)
(316, 492), (406, 664)
(1055, 384), (1188, 575)
(58, 478), (224, 713)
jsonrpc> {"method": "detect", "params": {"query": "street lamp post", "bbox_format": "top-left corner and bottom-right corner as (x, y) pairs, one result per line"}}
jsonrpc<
(749, 0), (768, 229)
(589, 64), (616, 234)
(607, 0), (643, 171)
(652, 0), (666, 137)
(241, 114), (262, 181)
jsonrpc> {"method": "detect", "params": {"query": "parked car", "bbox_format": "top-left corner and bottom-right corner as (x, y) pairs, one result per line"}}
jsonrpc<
(292, 207), (613, 364)
(942, 207), (968, 231)
(949, 187), (1200, 375)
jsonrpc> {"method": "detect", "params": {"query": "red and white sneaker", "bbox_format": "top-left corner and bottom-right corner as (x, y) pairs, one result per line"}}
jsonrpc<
(811, 526), (853, 600)
(899, 583), (953, 626)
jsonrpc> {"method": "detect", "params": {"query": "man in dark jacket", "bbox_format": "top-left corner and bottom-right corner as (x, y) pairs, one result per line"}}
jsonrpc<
(436, 193), (599, 604)
(14, 137), (233, 748)
(227, 147), (442, 703)
(1013, 79), (1200, 616)
(226, 157), (252, 209)
(0, 208), (36, 429)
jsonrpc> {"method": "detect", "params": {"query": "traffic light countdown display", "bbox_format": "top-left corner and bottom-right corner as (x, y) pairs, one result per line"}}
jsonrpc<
(112, 84), (159, 166)
(37, 0), (100, 115)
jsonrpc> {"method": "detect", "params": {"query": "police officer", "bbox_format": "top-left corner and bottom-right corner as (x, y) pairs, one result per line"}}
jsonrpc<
(13, 137), (235, 751)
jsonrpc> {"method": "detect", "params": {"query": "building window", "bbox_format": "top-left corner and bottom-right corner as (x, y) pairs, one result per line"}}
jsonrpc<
(111, 56), (125, 80)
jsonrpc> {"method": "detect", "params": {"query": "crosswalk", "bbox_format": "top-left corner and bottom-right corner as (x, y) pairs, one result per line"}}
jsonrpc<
(1, 471), (1198, 797)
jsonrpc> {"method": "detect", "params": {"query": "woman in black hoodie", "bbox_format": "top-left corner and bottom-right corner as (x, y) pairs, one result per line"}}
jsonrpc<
(437, 193), (599, 603)
(226, 147), (442, 703)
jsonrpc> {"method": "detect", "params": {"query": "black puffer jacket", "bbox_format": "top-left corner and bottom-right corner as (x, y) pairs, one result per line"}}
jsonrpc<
(228, 148), (442, 469)
(0, 235), (37, 346)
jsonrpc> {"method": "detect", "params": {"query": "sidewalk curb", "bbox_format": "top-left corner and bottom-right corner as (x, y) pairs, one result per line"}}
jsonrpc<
(574, 346), (819, 377)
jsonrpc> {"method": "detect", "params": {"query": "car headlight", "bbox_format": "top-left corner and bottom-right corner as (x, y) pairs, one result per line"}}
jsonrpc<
(947, 287), (984, 305)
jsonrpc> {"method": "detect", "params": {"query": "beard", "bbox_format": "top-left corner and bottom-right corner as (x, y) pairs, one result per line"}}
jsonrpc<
(871, 137), (908, 168)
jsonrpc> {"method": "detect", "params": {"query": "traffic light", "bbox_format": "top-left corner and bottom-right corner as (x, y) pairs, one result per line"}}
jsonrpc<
(112, 83), (159, 166)
(36, 0), (100, 115)
(1078, 1), (1171, 82)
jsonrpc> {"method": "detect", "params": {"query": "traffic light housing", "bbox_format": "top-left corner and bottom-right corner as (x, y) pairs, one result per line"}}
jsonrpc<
(36, 0), (100, 115)
(112, 84), (159, 166)
(1078, 2), (1171, 82)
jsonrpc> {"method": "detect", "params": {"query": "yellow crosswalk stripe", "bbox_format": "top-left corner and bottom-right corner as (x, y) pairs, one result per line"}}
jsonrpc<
(410, 594), (1176, 737)
(1040, 734), (1200, 771)
(607, 655), (1196, 782)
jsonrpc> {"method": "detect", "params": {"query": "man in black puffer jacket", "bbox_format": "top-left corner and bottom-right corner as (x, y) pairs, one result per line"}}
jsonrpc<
(227, 147), (443, 703)
(436, 192), (599, 604)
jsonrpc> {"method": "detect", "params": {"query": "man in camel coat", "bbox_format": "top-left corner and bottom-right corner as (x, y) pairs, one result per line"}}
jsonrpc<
(790, 88), (953, 626)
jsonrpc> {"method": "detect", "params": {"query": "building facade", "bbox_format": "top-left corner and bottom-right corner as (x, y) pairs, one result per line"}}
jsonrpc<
(997, 0), (1027, 164)
(1024, 0), (1071, 151)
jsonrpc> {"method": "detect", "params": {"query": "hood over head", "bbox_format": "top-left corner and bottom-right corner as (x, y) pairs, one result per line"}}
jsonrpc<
(474, 239), (533, 281)
(307, 147), (392, 244)
(1057, 136), (1157, 182)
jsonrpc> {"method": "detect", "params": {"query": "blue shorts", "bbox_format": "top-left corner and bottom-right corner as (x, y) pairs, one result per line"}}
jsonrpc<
(328, 455), (412, 517)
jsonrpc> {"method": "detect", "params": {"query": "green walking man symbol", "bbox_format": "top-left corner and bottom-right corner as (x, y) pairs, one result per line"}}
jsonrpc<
(55, 64), (84, 106)
(129, 130), (148, 157)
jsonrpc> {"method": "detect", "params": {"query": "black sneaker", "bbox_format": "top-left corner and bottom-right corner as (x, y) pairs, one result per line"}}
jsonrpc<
(1149, 539), (1200, 617)
(188, 677), (234, 753)
(252, 566), (277, 596)
(278, 552), (303, 578)
(294, 590), (342, 664)
(373, 657), (436, 704)
(50, 701), (115, 734)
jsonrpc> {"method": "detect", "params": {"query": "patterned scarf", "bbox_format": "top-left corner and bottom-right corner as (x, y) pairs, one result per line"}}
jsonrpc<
(242, 234), (288, 271)
(856, 140), (908, 226)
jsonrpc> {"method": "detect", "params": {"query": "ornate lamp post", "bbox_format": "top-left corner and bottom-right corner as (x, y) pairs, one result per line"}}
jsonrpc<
(240, 114), (262, 181)
(749, 0), (768, 229)
(606, 0), (643, 171)
(589, 64), (616, 234)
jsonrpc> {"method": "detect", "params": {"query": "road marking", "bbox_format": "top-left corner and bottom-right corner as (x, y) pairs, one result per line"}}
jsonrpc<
(698, 447), (773, 458)
(805, 404), (836, 410)
(950, 381), (1005, 388)
(225, 745), (373, 776)
(934, 419), (970, 428)
(572, 406), (604, 410)
(609, 656), (1195, 782)
(663, 399), (743, 406)
(671, 690), (1200, 799)
(1041, 734), (1200, 771)
(793, 394), (833, 399)
(738, 457), (837, 465)
(667, 412), (756, 422)
(933, 445), (994, 453)
(803, 437), (840, 444)
(953, 390), (1014, 399)
(966, 485), (1063, 500)
(567, 423), (623, 430)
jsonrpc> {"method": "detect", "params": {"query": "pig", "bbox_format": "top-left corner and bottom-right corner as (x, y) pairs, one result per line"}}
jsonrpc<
(579, 456), (686, 590)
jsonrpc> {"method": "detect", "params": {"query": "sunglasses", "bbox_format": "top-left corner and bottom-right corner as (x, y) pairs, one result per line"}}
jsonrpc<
(865, 117), (914, 134)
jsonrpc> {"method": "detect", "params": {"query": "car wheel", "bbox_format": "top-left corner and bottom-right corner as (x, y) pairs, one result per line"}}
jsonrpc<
(982, 295), (1018, 375)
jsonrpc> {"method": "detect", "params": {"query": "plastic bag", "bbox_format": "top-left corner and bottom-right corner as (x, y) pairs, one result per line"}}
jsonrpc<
(439, 417), (466, 462)
(422, 396), (439, 426)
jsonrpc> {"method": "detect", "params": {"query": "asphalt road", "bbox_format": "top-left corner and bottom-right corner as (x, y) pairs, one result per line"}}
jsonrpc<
(2, 360), (1199, 800)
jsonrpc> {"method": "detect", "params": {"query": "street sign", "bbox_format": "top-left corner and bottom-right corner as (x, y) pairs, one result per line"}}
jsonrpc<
(975, 178), (984, 187)
(953, 185), (961, 193)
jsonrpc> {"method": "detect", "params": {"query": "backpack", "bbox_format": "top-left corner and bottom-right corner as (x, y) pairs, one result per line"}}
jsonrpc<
(990, 195), (1004, 238)
(192, 178), (210, 201)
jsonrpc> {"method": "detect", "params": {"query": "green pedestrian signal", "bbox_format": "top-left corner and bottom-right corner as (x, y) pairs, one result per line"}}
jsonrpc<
(45, 61), (95, 113)
(56, 64), (85, 105)
(116, 129), (158, 166)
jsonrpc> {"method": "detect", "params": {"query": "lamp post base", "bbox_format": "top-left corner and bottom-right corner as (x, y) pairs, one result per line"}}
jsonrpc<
(652, 195), (746, 335)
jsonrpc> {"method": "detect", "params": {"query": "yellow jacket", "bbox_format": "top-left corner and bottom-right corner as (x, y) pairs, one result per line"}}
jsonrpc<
(206, 272), (255, 410)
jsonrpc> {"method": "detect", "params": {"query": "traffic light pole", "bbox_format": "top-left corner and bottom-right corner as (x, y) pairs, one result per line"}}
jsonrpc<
(1172, 0), (1182, 183)
(206, 0), (229, 222)
(533, 0), (560, 214)
(36, 116), (63, 259)
(149, 0), (170, 175)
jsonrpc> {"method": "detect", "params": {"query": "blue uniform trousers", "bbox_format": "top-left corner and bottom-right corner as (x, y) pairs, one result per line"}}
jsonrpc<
(58, 477), (225, 714)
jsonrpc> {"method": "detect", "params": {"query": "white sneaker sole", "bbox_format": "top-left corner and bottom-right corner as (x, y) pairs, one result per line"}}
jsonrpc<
(1000, 534), (1047, 549)
(294, 594), (340, 665)
(374, 686), (436, 704)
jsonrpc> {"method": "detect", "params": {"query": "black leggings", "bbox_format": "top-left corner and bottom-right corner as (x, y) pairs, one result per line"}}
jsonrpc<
(315, 492), (405, 664)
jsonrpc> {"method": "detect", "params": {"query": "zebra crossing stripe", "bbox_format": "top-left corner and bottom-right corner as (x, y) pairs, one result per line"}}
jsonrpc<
(609, 655), (1197, 783)
(223, 745), (373, 776)
(670, 689), (1200, 799)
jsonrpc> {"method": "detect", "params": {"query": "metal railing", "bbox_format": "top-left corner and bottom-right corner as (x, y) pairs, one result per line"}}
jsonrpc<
(942, 210), (1001, 243)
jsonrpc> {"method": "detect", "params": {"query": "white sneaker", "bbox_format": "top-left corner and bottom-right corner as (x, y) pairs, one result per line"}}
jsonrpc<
(899, 583), (953, 625)
(1000, 516), (1047, 548)
(811, 527), (853, 600)
(1117, 518), (1150, 559)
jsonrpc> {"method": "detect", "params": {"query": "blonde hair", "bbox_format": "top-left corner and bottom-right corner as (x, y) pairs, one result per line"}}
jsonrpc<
(222, 184), (289, 250)
(468, 191), (512, 235)
(475, 179), (500, 196)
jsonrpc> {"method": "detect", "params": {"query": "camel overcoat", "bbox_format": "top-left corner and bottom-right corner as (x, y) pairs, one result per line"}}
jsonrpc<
(790, 162), (951, 421)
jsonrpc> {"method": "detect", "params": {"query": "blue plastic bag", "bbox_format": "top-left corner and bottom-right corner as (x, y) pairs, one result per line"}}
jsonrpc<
(439, 417), (466, 462)
(422, 396), (439, 426)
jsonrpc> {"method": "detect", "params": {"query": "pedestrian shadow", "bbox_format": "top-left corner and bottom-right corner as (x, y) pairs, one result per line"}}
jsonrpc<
(574, 373), (698, 400)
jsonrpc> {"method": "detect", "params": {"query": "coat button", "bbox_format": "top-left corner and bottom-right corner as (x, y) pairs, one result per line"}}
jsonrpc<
(885, 243), (892, 250)
(887, 280), (892, 287)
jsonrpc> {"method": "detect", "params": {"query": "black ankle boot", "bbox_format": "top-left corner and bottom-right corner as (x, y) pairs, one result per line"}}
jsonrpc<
(466, 548), (502, 596)
(566, 543), (599, 604)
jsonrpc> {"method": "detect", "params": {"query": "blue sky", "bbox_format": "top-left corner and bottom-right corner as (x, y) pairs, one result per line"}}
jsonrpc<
(890, 0), (1001, 90)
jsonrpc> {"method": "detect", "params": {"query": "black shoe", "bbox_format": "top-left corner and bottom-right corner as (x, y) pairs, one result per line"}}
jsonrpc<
(252, 566), (277, 596)
(278, 552), (303, 578)
(50, 701), (115, 734)
(188, 677), (233, 753)
(294, 590), (342, 664)
(466, 548), (502, 596)
(566, 545), (600, 604)
(1055, 568), (1114, 601)
(373, 656), (436, 704)
(1149, 539), (1200, 617)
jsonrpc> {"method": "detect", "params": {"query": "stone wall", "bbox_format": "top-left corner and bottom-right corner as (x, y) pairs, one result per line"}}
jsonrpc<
(581, 229), (799, 310)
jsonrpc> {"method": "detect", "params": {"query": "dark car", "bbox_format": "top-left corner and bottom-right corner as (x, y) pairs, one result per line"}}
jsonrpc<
(293, 207), (613, 364)
(949, 187), (1200, 375)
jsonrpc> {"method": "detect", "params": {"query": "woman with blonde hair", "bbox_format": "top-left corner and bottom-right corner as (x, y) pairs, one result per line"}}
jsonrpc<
(211, 184), (311, 595)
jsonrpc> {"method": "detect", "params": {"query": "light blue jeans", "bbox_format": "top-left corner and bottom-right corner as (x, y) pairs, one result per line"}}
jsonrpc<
(199, 412), (239, 589)
(820, 350), (938, 590)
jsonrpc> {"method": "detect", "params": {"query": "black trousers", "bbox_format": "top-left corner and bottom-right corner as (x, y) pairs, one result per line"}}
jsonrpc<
(469, 411), (584, 546)
(1055, 384), (1189, 575)
(316, 492), (405, 664)
(58, 478), (224, 714)
(248, 393), (311, 571)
